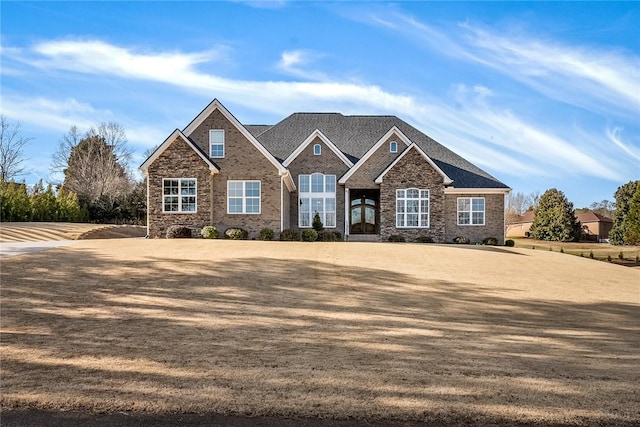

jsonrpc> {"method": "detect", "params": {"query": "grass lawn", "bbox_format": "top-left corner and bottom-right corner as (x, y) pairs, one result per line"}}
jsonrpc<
(1, 239), (639, 425)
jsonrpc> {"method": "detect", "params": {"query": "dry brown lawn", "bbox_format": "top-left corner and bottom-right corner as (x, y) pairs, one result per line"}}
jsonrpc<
(1, 239), (639, 425)
(0, 222), (146, 242)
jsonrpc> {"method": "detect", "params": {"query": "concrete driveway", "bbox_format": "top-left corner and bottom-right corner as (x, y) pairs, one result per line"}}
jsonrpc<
(0, 240), (79, 258)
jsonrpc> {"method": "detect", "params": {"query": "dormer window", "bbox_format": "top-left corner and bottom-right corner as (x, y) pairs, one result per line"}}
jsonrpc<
(390, 141), (398, 153)
(209, 130), (225, 158)
(313, 143), (321, 155)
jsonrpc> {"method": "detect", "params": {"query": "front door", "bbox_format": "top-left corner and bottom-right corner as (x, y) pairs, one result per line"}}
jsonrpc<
(350, 191), (378, 234)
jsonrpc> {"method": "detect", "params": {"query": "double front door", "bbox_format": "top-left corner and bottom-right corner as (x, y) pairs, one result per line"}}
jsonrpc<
(350, 190), (379, 234)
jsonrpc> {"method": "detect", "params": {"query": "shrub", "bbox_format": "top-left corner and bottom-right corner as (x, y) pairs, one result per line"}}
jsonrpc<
(301, 229), (318, 242)
(607, 254), (612, 262)
(258, 228), (274, 241)
(415, 235), (434, 243)
(560, 247), (564, 253)
(166, 225), (192, 239)
(388, 234), (405, 242)
(317, 230), (338, 242)
(580, 252), (584, 257)
(224, 227), (249, 240)
(333, 231), (342, 241)
(505, 239), (515, 247)
(312, 212), (324, 232)
(452, 236), (470, 244)
(201, 226), (219, 239)
(279, 229), (301, 241)
(618, 251), (624, 260)
(589, 250), (594, 259)
(482, 237), (499, 246)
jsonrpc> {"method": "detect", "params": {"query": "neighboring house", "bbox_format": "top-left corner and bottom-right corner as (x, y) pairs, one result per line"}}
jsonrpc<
(140, 99), (510, 242)
(506, 211), (535, 238)
(577, 211), (613, 242)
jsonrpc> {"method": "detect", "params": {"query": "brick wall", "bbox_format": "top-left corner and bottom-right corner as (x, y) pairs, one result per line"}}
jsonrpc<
(378, 148), (446, 242)
(345, 134), (404, 189)
(286, 136), (350, 232)
(147, 137), (212, 238)
(444, 193), (506, 244)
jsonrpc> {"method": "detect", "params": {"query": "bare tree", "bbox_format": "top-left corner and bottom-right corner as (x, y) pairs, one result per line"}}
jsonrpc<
(0, 115), (32, 182)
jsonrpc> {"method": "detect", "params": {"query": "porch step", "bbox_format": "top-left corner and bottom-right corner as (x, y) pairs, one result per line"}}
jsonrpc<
(347, 234), (381, 242)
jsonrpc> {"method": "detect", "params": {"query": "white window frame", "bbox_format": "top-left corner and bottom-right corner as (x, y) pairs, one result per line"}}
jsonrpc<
(313, 143), (321, 155)
(457, 197), (485, 226)
(162, 178), (197, 213)
(209, 129), (225, 158)
(390, 141), (398, 153)
(298, 173), (336, 228)
(227, 180), (261, 214)
(396, 188), (429, 228)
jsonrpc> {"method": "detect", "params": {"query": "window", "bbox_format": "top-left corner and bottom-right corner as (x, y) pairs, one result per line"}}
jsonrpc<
(390, 141), (398, 153)
(228, 181), (260, 214)
(457, 197), (485, 225)
(299, 173), (336, 228)
(209, 130), (225, 158)
(396, 188), (429, 228)
(163, 178), (197, 213)
(313, 143), (321, 155)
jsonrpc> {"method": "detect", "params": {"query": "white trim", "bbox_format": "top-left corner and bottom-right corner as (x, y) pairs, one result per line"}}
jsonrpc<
(209, 129), (225, 158)
(139, 129), (219, 174)
(395, 188), (430, 228)
(162, 178), (198, 213)
(298, 173), (337, 228)
(283, 129), (353, 167)
(390, 141), (398, 153)
(374, 143), (453, 185)
(344, 187), (350, 237)
(183, 99), (287, 174)
(281, 170), (296, 192)
(227, 180), (261, 215)
(313, 143), (321, 155)
(280, 175), (284, 232)
(339, 126), (411, 185)
(457, 196), (485, 226)
(444, 187), (511, 194)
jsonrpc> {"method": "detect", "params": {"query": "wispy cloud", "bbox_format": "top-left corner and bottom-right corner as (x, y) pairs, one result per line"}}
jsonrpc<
(3, 38), (636, 182)
(276, 49), (327, 81)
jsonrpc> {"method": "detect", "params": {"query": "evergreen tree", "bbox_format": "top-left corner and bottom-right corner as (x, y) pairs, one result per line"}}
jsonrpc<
(530, 188), (581, 242)
(622, 184), (640, 245)
(610, 180), (640, 245)
(312, 212), (324, 232)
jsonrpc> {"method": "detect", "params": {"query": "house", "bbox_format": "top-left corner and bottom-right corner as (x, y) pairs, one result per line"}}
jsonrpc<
(140, 99), (510, 242)
(576, 211), (613, 242)
(506, 211), (535, 238)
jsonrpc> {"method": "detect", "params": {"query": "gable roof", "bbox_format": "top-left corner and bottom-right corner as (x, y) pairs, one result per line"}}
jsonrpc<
(183, 99), (289, 177)
(375, 143), (453, 185)
(283, 129), (354, 168)
(577, 211), (613, 223)
(139, 129), (219, 174)
(255, 113), (508, 189)
(508, 210), (535, 225)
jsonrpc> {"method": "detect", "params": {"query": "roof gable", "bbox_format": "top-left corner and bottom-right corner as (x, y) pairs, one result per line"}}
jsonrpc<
(374, 143), (453, 185)
(139, 129), (219, 174)
(282, 129), (354, 167)
(183, 99), (288, 176)
(339, 126), (411, 185)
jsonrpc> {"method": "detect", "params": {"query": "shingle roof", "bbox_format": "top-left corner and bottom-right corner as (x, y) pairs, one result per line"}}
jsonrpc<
(577, 211), (613, 223)
(245, 125), (272, 138)
(248, 112), (508, 189)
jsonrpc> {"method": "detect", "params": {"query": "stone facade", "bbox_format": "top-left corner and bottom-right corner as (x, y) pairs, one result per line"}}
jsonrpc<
(444, 193), (506, 244)
(147, 136), (213, 238)
(286, 136), (350, 231)
(378, 147), (446, 242)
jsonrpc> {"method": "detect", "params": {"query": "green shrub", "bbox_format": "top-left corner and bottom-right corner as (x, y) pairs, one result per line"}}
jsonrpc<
(333, 231), (342, 241)
(166, 225), (192, 239)
(312, 212), (324, 232)
(279, 229), (301, 241)
(482, 237), (499, 246)
(317, 230), (338, 242)
(388, 234), (405, 242)
(258, 228), (274, 241)
(618, 251), (624, 260)
(607, 254), (612, 262)
(589, 250), (594, 259)
(452, 236), (470, 244)
(201, 226), (219, 239)
(415, 235), (434, 243)
(224, 227), (249, 240)
(580, 252), (584, 257)
(301, 229), (318, 242)
(560, 247), (564, 253)
(505, 239), (515, 247)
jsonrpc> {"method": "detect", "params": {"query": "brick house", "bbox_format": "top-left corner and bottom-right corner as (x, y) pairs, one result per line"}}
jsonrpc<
(140, 99), (510, 242)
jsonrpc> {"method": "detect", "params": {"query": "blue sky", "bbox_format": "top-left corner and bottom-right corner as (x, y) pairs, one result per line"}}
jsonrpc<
(1, 1), (638, 208)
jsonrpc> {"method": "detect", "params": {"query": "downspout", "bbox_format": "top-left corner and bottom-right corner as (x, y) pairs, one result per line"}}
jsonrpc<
(280, 175), (284, 232)
(344, 187), (350, 240)
(145, 171), (150, 238)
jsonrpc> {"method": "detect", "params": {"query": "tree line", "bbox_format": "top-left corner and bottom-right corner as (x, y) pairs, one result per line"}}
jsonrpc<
(0, 115), (145, 224)
(506, 182), (640, 245)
